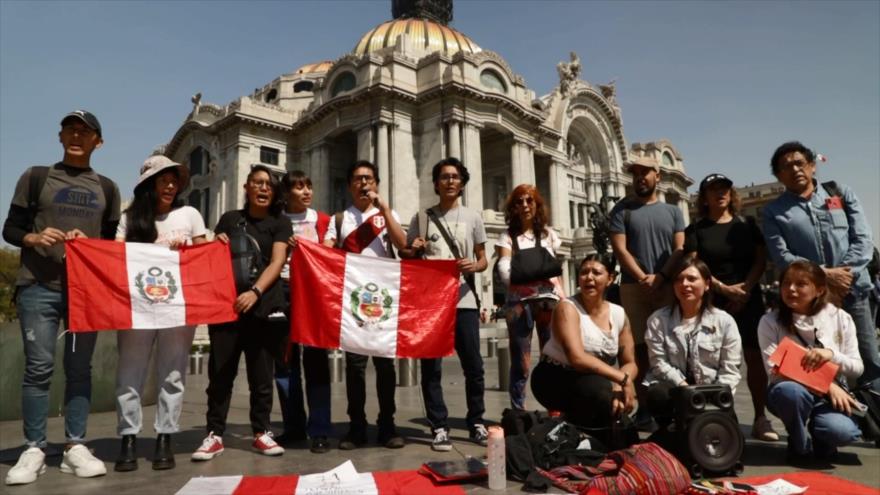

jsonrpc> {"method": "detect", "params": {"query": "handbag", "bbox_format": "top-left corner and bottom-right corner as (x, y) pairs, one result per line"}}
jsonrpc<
(509, 229), (562, 285)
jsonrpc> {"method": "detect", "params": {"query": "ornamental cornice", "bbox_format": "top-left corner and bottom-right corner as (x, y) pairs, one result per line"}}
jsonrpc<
(469, 50), (525, 87)
(565, 87), (626, 160)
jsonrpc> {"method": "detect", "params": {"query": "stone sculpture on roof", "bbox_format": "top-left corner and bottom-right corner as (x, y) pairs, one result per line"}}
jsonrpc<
(392, 0), (452, 24)
(557, 51), (582, 97)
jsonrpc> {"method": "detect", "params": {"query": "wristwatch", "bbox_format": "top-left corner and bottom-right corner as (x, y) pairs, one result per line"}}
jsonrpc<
(249, 286), (263, 298)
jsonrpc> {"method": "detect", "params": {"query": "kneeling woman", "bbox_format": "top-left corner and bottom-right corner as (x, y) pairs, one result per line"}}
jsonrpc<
(531, 254), (637, 427)
(758, 260), (862, 459)
(644, 255), (742, 427)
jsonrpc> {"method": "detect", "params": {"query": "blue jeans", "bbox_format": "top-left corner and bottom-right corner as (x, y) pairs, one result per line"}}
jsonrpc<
(505, 301), (553, 409)
(17, 283), (97, 448)
(420, 309), (485, 431)
(767, 381), (861, 455)
(274, 344), (333, 438)
(844, 293), (880, 383)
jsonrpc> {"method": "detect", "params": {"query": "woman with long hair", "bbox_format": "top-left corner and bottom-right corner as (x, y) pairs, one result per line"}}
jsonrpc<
(758, 260), (863, 461)
(191, 165), (292, 461)
(685, 173), (778, 441)
(644, 254), (742, 427)
(495, 184), (565, 409)
(114, 155), (207, 472)
(531, 254), (637, 428)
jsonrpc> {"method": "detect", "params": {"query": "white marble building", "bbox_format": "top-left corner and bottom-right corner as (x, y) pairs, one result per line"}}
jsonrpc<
(159, 5), (691, 302)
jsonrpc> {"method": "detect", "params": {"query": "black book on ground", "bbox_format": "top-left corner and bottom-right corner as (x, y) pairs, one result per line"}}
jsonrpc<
(421, 457), (488, 482)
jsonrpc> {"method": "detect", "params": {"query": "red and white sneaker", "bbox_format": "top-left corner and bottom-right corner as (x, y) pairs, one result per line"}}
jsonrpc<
(191, 432), (224, 461)
(252, 432), (284, 456)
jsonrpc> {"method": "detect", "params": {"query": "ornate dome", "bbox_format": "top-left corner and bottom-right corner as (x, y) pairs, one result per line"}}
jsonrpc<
(293, 60), (334, 75)
(353, 18), (480, 57)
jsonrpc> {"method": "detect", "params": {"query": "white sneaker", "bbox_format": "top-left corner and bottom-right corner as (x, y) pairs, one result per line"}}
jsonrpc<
(5, 447), (46, 485)
(60, 444), (107, 478)
(191, 432), (225, 461)
(251, 432), (284, 456)
(431, 428), (452, 452)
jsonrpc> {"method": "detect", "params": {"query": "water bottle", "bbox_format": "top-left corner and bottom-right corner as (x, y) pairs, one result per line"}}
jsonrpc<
(487, 425), (506, 490)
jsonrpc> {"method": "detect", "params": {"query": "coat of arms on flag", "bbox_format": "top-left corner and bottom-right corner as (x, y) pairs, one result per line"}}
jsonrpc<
(135, 266), (178, 304)
(290, 239), (460, 359)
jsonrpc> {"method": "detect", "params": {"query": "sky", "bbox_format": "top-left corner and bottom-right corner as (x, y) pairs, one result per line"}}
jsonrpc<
(2, 0), (879, 241)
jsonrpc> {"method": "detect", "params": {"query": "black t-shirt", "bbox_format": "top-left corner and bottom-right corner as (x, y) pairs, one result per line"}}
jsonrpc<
(683, 216), (762, 286)
(215, 209), (292, 317)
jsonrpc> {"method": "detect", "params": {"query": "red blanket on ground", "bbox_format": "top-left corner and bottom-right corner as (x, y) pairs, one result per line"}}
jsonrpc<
(232, 470), (465, 495)
(732, 471), (877, 495)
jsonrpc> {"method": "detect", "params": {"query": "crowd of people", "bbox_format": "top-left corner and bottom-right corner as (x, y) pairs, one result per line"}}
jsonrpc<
(2, 110), (878, 486)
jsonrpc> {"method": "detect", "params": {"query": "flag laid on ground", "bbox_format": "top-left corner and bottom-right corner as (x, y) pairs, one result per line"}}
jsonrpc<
(176, 468), (466, 495)
(66, 238), (238, 331)
(290, 239), (459, 359)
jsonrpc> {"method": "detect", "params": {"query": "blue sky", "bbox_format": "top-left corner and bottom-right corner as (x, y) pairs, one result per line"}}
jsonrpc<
(2, 0), (878, 239)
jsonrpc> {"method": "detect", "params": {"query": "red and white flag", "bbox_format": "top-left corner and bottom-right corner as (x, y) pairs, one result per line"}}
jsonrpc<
(66, 238), (238, 331)
(290, 239), (459, 359)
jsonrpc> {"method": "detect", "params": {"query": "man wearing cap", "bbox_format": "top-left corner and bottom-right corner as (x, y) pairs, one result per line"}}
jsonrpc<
(762, 141), (880, 385)
(609, 155), (685, 426)
(2, 111), (120, 485)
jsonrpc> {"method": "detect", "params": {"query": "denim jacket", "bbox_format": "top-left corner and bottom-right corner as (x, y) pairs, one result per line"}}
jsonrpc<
(762, 180), (874, 298)
(644, 305), (742, 390)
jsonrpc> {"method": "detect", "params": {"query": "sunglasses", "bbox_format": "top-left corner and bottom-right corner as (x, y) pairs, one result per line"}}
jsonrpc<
(515, 197), (534, 206)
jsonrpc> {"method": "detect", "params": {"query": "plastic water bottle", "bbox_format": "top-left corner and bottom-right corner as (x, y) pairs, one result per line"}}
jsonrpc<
(487, 425), (506, 490)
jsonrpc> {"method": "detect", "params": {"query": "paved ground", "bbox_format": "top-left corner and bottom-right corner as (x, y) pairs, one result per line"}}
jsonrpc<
(1, 342), (878, 494)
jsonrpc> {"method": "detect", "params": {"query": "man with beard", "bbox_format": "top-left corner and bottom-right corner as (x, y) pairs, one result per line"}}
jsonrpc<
(609, 156), (685, 428)
(762, 141), (879, 385)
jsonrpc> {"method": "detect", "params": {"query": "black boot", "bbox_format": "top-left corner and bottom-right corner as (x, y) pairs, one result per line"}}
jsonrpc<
(152, 434), (175, 470)
(114, 435), (138, 472)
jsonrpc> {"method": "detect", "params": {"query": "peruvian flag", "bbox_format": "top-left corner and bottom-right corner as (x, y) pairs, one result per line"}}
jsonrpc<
(290, 239), (459, 359)
(65, 238), (238, 331)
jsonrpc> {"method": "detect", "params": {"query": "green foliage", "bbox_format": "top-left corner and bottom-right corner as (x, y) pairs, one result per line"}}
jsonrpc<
(0, 248), (19, 323)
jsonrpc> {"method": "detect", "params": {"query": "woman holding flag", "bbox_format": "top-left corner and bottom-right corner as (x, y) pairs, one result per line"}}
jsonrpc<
(192, 165), (292, 461)
(113, 155), (207, 472)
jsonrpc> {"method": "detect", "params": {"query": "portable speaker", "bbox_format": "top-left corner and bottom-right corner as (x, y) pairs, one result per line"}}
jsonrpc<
(669, 384), (743, 477)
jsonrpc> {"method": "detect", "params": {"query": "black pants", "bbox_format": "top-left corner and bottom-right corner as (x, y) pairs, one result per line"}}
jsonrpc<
(530, 361), (614, 428)
(420, 308), (486, 431)
(205, 315), (286, 436)
(345, 352), (396, 437)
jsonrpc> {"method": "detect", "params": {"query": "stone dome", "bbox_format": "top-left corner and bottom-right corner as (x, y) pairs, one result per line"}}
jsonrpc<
(353, 18), (480, 57)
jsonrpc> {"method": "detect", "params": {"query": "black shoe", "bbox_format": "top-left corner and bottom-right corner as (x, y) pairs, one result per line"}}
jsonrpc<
(275, 431), (307, 447)
(338, 432), (367, 451)
(378, 431), (405, 449)
(114, 435), (138, 472)
(152, 434), (175, 470)
(310, 436), (331, 454)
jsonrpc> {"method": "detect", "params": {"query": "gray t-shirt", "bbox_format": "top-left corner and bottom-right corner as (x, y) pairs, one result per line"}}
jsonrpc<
(10, 163), (121, 290)
(407, 205), (487, 309)
(609, 198), (685, 284)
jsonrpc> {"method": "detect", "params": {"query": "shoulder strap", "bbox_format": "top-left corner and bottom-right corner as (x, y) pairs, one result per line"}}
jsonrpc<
(316, 211), (331, 243)
(27, 166), (50, 212)
(334, 211), (344, 247)
(97, 173), (115, 227)
(624, 208), (632, 231)
(510, 229), (519, 252)
(426, 208), (480, 308)
(417, 210), (428, 243)
(821, 180), (842, 198)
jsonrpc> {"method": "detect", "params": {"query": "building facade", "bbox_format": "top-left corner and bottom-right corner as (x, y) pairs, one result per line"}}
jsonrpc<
(159, 3), (691, 301)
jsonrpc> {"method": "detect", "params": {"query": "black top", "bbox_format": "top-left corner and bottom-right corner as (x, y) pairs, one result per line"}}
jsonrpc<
(215, 209), (292, 318)
(684, 216), (762, 286)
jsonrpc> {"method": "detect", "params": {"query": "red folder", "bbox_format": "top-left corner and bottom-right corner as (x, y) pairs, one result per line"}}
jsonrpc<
(768, 337), (839, 395)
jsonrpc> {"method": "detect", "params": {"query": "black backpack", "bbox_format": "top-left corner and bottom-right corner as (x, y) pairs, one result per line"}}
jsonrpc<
(853, 379), (880, 448)
(228, 218), (263, 293)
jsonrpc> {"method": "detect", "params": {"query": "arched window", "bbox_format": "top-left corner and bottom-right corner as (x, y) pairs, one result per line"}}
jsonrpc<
(189, 147), (208, 176)
(294, 80), (314, 93)
(662, 151), (675, 168)
(480, 69), (507, 93)
(264, 88), (278, 103)
(330, 72), (356, 97)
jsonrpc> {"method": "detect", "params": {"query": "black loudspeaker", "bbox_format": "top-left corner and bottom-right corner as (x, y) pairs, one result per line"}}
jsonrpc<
(670, 384), (744, 478)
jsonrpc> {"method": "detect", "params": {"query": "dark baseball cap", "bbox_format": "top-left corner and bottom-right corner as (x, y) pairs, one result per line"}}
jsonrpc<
(699, 173), (733, 192)
(60, 110), (102, 137)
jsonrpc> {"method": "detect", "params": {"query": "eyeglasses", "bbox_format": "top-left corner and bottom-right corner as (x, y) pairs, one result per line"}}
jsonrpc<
(352, 175), (376, 184)
(438, 174), (461, 183)
(515, 197), (534, 206)
(248, 180), (272, 189)
(61, 125), (96, 136)
(780, 159), (810, 172)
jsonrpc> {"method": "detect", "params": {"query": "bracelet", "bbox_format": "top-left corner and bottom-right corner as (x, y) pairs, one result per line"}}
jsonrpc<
(249, 286), (263, 298)
(619, 372), (629, 387)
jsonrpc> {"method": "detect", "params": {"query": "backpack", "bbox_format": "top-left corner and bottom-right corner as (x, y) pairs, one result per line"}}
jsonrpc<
(852, 379), (880, 447)
(27, 165), (116, 234)
(228, 217), (264, 293)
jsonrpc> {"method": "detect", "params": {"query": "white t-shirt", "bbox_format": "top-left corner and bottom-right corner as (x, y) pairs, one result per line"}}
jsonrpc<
(543, 299), (626, 366)
(116, 206), (207, 247)
(326, 205), (400, 258)
(280, 208), (319, 281)
(496, 227), (562, 301)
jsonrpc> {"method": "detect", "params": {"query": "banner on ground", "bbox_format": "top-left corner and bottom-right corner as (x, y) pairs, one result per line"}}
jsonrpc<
(290, 239), (459, 359)
(66, 238), (238, 331)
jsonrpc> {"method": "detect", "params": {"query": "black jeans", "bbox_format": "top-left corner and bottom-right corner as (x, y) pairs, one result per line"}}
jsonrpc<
(274, 344), (333, 438)
(345, 352), (396, 437)
(420, 308), (485, 431)
(531, 361), (614, 428)
(205, 315), (286, 436)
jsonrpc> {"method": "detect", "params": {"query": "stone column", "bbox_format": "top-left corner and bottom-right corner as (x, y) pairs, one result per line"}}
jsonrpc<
(510, 141), (535, 187)
(310, 144), (330, 212)
(462, 123), (483, 210)
(679, 198), (691, 225)
(377, 123), (390, 201)
(391, 119), (419, 222)
(548, 161), (567, 230)
(357, 125), (373, 162)
(447, 120), (461, 160)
